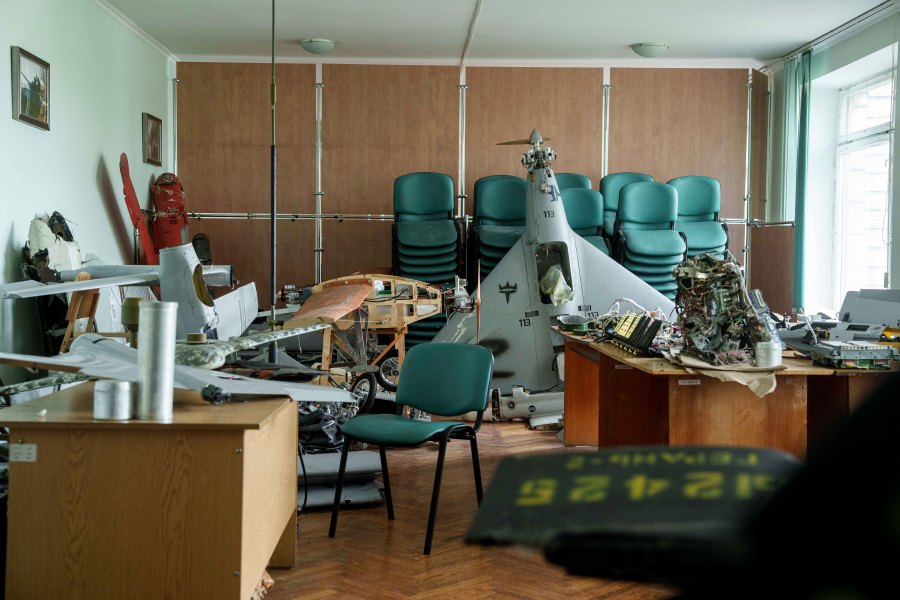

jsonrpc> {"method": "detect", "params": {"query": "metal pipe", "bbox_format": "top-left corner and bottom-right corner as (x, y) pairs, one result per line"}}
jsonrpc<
(601, 82), (610, 178)
(750, 220), (795, 228)
(743, 72), (753, 285)
(269, 0), (277, 362)
(184, 211), (393, 221)
(457, 83), (467, 219)
(172, 77), (179, 173)
(315, 80), (324, 283)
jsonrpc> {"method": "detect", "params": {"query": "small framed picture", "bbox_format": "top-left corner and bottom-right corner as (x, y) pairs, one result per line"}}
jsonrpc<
(11, 47), (50, 130)
(143, 112), (162, 166)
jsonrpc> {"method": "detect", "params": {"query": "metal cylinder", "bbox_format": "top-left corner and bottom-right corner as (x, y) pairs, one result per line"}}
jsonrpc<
(136, 301), (178, 421)
(754, 340), (782, 369)
(93, 380), (134, 421)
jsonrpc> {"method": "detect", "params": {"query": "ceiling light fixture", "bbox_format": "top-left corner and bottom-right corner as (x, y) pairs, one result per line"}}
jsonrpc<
(630, 42), (669, 58)
(300, 38), (336, 54)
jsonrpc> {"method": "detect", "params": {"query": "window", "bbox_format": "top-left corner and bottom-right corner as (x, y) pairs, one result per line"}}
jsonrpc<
(833, 72), (893, 309)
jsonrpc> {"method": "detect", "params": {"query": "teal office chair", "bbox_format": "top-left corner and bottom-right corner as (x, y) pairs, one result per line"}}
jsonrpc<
(599, 172), (654, 238)
(329, 342), (494, 555)
(392, 172), (462, 345)
(614, 181), (686, 300)
(555, 172), (592, 190)
(471, 176), (527, 281)
(668, 176), (728, 258)
(561, 188), (609, 254)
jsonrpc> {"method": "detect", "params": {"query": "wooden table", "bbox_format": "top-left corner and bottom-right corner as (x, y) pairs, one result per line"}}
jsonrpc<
(2, 384), (298, 599)
(562, 336), (833, 458)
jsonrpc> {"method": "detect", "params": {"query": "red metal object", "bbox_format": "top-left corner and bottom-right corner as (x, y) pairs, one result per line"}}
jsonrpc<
(119, 152), (158, 264)
(150, 172), (189, 251)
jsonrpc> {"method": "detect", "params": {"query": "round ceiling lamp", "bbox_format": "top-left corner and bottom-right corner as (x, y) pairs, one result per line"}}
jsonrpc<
(300, 38), (336, 54)
(630, 42), (669, 58)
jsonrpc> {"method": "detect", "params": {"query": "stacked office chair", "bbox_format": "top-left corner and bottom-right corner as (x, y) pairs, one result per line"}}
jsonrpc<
(599, 172), (655, 238)
(561, 188), (609, 254)
(469, 175), (527, 282)
(392, 172), (462, 345)
(613, 181), (686, 300)
(668, 176), (728, 258)
(554, 172), (592, 190)
(330, 342), (494, 555)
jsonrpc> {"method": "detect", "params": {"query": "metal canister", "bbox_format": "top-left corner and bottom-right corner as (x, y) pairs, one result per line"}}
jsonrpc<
(754, 340), (782, 369)
(93, 380), (134, 420)
(136, 300), (178, 421)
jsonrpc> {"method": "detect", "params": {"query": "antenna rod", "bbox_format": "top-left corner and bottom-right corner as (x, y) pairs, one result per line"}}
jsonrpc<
(268, 0), (278, 360)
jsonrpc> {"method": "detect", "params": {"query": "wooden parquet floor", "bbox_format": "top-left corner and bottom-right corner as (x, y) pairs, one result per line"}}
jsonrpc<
(266, 421), (674, 600)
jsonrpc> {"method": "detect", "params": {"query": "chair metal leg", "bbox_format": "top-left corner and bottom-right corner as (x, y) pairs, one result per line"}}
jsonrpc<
(424, 438), (449, 555)
(328, 438), (352, 538)
(469, 434), (484, 505)
(379, 444), (394, 520)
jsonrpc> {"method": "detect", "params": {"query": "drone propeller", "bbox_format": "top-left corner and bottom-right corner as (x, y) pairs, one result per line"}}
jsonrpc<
(476, 260), (482, 343)
(496, 137), (551, 146)
(497, 128), (549, 146)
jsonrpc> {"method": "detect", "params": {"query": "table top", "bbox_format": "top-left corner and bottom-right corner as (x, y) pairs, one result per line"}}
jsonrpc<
(558, 328), (835, 377)
(0, 382), (291, 430)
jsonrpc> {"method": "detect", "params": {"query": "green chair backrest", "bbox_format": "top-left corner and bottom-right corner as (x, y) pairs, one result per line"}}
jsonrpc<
(667, 176), (721, 222)
(475, 177), (527, 226)
(616, 182), (678, 231)
(600, 172), (654, 212)
(394, 172), (455, 222)
(395, 343), (493, 416)
(562, 188), (604, 235)
(555, 172), (592, 190)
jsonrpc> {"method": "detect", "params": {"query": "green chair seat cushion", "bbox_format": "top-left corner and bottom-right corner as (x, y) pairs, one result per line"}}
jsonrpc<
(341, 414), (465, 446)
(621, 230), (686, 256)
(635, 272), (678, 285)
(686, 248), (726, 258)
(676, 222), (728, 250)
(396, 221), (458, 247)
(624, 249), (685, 265)
(398, 252), (457, 266)
(651, 281), (679, 292)
(477, 226), (524, 249)
(398, 260), (457, 274)
(623, 260), (678, 275)
(398, 241), (458, 256)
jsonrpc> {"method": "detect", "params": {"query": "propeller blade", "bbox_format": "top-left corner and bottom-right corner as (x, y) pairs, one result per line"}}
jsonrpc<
(476, 261), (482, 343)
(496, 137), (551, 146)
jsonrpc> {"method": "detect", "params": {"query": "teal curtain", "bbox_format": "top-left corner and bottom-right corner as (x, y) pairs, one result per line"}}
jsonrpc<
(781, 50), (812, 312)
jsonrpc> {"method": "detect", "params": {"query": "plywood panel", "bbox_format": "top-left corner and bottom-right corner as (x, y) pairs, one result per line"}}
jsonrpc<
(563, 342), (603, 447)
(465, 67), (603, 211)
(177, 62), (318, 303)
(749, 225), (794, 315)
(750, 69), (770, 220)
(322, 65), (458, 279)
(609, 68), (748, 263)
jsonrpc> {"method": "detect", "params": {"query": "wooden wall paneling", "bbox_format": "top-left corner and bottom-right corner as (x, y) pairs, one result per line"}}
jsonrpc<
(608, 68), (748, 264)
(750, 69), (769, 221)
(322, 65), (458, 279)
(465, 67), (604, 213)
(177, 62), (317, 304)
(748, 225), (794, 315)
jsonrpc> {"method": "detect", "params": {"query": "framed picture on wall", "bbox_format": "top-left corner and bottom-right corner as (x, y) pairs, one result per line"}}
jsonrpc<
(11, 46), (50, 130)
(142, 112), (162, 166)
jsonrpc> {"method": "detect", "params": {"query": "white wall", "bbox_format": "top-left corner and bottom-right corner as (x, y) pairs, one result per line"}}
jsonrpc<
(0, 0), (174, 383)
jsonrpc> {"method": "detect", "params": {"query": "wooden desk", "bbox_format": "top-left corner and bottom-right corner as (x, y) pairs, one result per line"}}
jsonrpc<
(563, 338), (832, 458)
(1, 384), (297, 599)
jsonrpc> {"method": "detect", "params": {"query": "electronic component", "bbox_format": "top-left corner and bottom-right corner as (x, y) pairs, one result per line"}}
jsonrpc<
(810, 341), (899, 369)
(610, 312), (663, 354)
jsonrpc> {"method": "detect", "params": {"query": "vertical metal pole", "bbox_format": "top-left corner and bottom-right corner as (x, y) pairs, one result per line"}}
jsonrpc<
(457, 82), (467, 219)
(601, 83), (610, 178)
(744, 72), (753, 286)
(315, 71), (324, 284)
(172, 77), (179, 173)
(268, 0), (278, 361)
